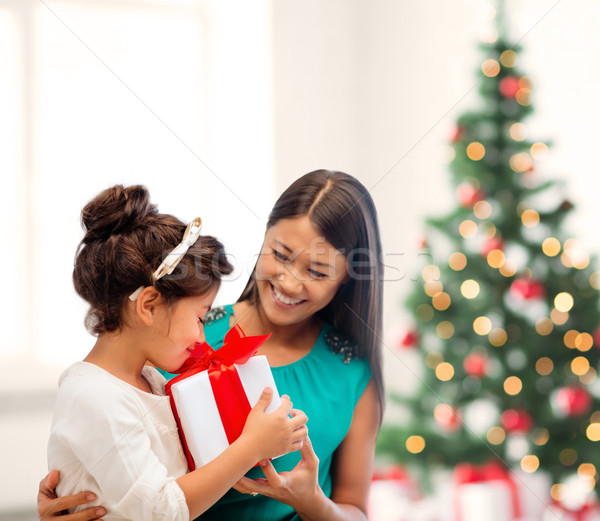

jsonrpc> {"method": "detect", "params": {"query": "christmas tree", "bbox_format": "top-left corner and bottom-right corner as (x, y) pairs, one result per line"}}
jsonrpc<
(377, 4), (600, 499)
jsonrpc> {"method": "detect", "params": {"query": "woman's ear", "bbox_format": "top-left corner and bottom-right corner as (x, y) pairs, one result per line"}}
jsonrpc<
(134, 287), (162, 326)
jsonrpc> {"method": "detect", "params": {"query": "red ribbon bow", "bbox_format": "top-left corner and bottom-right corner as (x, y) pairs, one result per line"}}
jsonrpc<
(552, 501), (598, 521)
(165, 324), (270, 470)
(454, 461), (521, 520)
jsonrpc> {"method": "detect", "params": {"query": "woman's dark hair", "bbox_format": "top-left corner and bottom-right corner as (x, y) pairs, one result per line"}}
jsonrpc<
(239, 170), (385, 416)
(73, 184), (233, 335)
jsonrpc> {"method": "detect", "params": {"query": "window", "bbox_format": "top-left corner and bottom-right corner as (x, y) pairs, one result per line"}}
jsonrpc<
(1, 0), (274, 366)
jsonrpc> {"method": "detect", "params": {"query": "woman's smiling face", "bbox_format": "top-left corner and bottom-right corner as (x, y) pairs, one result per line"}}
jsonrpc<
(255, 215), (348, 328)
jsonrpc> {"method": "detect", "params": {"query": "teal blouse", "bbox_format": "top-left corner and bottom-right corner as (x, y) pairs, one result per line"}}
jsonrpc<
(160, 304), (371, 521)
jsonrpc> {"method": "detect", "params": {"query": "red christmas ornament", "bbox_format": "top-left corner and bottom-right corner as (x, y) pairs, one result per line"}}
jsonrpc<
(499, 76), (520, 98)
(450, 125), (465, 142)
(481, 237), (504, 257)
(501, 409), (533, 433)
(434, 404), (462, 432)
(457, 182), (486, 207)
(400, 330), (419, 349)
(382, 464), (410, 482)
(510, 278), (546, 300)
(559, 200), (574, 212)
(593, 327), (600, 348)
(554, 385), (592, 417)
(463, 352), (489, 378)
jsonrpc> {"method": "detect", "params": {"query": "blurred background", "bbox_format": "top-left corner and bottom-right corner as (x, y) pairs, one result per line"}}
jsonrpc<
(1, 0), (599, 519)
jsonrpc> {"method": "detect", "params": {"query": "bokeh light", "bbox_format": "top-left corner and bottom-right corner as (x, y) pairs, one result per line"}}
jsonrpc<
(509, 122), (527, 141)
(432, 292), (451, 311)
(551, 308), (569, 325)
(416, 304), (434, 322)
(487, 426), (506, 445)
(555, 292), (574, 312)
(542, 237), (561, 257)
(510, 152), (532, 172)
(530, 142), (549, 160)
(521, 455), (540, 473)
(489, 328), (507, 347)
(436, 362), (455, 381)
(422, 264), (440, 283)
(466, 142), (486, 160)
(575, 333), (593, 352)
(406, 435), (426, 454)
(564, 329), (579, 349)
(474, 316), (493, 335)
(449, 252), (467, 271)
(473, 200), (493, 219)
(586, 423), (600, 442)
(461, 279), (480, 299)
(504, 376), (523, 395)
(436, 321), (455, 339)
(535, 357), (554, 376)
(487, 249), (505, 268)
(521, 209), (540, 227)
(559, 448), (577, 466)
(482, 59), (500, 77)
(459, 220), (478, 238)
(500, 50), (518, 67)
(571, 357), (590, 376)
(535, 318), (553, 336)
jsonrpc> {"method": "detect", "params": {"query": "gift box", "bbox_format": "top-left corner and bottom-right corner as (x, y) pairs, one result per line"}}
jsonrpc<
(438, 461), (553, 521)
(444, 461), (522, 521)
(543, 502), (600, 521)
(368, 465), (427, 521)
(165, 325), (281, 470)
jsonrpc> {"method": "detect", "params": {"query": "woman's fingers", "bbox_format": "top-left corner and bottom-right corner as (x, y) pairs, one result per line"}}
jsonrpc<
(299, 435), (318, 464)
(259, 459), (283, 487)
(40, 504), (105, 521)
(38, 494), (105, 520)
(39, 470), (59, 498)
(232, 476), (258, 494)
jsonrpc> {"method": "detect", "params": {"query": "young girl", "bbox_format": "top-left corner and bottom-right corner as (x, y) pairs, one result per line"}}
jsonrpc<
(40, 170), (383, 521)
(45, 184), (308, 520)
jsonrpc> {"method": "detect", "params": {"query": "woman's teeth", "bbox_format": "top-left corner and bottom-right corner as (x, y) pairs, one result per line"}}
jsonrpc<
(273, 286), (303, 305)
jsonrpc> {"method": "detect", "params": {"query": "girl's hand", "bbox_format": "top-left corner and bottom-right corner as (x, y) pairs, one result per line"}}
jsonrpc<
(37, 470), (106, 520)
(233, 434), (321, 512)
(242, 388), (308, 461)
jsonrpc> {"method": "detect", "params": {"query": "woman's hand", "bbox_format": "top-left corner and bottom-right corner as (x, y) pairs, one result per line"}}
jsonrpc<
(37, 470), (105, 520)
(235, 381), (379, 521)
(233, 434), (322, 513)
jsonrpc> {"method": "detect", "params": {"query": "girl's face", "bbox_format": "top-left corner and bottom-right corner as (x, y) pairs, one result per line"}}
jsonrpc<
(255, 215), (348, 328)
(149, 288), (218, 373)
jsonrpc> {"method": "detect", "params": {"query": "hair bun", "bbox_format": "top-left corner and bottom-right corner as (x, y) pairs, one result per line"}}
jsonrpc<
(81, 185), (156, 243)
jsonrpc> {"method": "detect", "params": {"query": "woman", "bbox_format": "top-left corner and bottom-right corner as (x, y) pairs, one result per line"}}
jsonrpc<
(38, 169), (384, 521)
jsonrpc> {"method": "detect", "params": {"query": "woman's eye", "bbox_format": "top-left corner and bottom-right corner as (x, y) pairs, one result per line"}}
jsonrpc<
(273, 250), (288, 261)
(198, 317), (205, 325)
(309, 269), (327, 279)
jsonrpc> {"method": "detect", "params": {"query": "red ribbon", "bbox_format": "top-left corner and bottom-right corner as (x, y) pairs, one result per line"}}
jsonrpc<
(454, 461), (521, 520)
(552, 501), (598, 521)
(165, 324), (270, 470)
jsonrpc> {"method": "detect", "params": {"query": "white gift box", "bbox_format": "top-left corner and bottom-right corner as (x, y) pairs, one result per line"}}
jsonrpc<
(438, 467), (552, 521)
(168, 355), (282, 469)
(456, 482), (515, 521)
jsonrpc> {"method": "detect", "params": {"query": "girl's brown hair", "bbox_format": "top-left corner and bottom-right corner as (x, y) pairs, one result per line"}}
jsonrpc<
(239, 170), (385, 415)
(73, 184), (232, 335)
